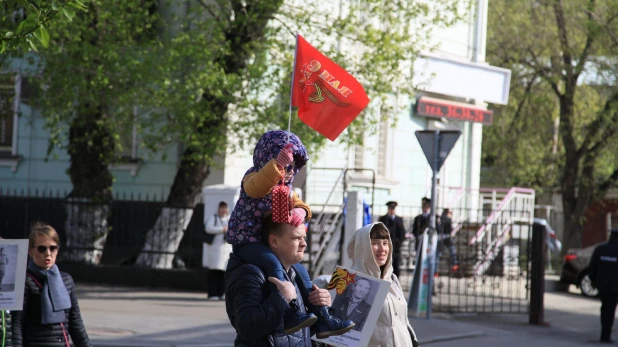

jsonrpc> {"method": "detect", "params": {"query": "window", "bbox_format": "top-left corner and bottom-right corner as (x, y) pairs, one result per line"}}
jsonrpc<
(110, 106), (140, 176)
(118, 106), (138, 160)
(0, 105), (14, 152)
(0, 74), (16, 153)
(354, 145), (364, 170)
(0, 73), (21, 171)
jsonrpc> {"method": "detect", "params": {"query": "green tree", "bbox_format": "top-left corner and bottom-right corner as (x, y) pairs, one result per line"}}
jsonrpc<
(14, 0), (466, 268)
(0, 0), (88, 52)
(484, 0), (618, 252)
(133, 0), (468, 268)
(26, 0), (159, 264)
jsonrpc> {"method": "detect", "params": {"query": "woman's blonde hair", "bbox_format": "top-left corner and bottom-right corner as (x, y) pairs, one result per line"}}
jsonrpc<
(29, 222), (60, 247)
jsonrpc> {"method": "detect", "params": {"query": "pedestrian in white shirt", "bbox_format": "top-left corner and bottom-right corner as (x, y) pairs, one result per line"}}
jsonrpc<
(203, 201), (231, 300)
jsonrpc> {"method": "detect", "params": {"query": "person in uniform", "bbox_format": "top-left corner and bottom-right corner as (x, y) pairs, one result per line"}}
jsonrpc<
(378, 201), (405, 277)
(589, 228), (618, 343)
(412, 197), (436, 252)
(439, 208), (459, 272)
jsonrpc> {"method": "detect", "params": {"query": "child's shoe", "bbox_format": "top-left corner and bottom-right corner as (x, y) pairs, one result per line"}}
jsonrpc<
(283, 299), (318, 334)
(313, 306), (355, 339)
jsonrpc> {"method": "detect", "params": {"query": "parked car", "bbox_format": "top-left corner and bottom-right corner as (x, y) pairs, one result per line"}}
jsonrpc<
(560, 243), (601, 297)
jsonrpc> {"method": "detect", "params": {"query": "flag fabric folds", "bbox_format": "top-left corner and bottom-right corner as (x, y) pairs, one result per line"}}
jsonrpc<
(291, 34), (370, 141)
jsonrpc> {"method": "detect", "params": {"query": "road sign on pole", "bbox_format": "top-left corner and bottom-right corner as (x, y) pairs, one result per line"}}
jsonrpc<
(410, 129), (461, 320)
(415, 130), (461, 172)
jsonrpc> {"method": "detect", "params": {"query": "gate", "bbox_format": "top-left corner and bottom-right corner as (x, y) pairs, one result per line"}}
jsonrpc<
(397, 187), (537, 314)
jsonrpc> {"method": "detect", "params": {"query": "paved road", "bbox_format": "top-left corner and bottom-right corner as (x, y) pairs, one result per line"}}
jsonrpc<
(76, 285), (234, 346)
(73, 283), (610, 346)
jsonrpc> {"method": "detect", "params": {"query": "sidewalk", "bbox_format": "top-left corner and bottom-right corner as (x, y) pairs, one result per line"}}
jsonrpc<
(78, 284), (486, 346)
(75, 284), (604, 346)
(409, 317), (486, 344)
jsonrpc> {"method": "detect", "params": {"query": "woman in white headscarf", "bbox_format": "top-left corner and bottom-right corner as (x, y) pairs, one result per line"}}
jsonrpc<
(346, 222), (419, 347)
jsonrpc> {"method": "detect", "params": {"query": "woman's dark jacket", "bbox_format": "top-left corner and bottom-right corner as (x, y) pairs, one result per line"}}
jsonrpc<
(12, 271), (90, 347)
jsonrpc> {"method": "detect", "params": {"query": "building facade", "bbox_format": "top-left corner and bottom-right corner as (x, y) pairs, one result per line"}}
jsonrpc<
(1, 1), (510, 218)
(206, 0), (511, 219)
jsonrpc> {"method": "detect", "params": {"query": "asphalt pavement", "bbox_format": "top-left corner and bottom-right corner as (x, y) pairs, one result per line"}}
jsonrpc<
(72, 283), (609, 347)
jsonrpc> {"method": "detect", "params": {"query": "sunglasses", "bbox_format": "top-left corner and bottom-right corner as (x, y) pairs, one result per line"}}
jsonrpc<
(32, 245), (59, 254)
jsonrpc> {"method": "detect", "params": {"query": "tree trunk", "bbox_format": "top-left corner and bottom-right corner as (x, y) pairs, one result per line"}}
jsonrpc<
(560, 153), (583, 254)
(134, 207), (194, 268)
(63, 109), (114, 264)
(63, 202), (110, 263)
(561, 194), (585, 253)
(135, 103), (226, 268)
(135, 1), (285, 268)
(559, 91), (585, 254)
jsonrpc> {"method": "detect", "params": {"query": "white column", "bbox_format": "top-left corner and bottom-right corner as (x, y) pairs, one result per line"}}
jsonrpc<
(342, 191), (364, 269)
(468, 0), (488, 218)
(468, 122), (483, 217)
(474, 0), (488, 63)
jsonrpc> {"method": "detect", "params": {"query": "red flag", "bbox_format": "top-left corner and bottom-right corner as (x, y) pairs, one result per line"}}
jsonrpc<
(291, 35), (370, 141)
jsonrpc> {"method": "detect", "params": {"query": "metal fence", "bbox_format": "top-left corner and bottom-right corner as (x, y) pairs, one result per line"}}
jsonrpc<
(0, 188), (205, 269)
(393, 206), (534, 314)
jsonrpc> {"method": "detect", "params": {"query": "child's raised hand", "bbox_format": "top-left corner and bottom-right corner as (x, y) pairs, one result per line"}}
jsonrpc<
(276, 143), (294, 169)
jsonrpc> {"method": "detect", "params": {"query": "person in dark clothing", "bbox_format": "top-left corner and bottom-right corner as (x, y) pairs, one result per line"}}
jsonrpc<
(589, 228), (618, 344)
(12, 222), (90, 347)
(438, 209), (459, 272)
(225, 214), (352, 346)
(412, 197), (438, 252)
(378, 201), (405, 277)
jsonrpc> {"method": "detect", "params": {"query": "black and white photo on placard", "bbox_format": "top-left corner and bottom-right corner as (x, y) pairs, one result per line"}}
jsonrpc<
(0, 239), (28, 310)
(313, 266), (390, 347)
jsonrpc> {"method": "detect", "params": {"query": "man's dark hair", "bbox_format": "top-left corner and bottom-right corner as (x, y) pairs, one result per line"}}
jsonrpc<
(260, 213), (286, 246)
(218, 201), (228, 208)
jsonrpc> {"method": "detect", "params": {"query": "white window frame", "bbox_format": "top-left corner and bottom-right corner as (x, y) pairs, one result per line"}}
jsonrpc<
(377, 117), (389, 177)
(353, 144), (364, 169)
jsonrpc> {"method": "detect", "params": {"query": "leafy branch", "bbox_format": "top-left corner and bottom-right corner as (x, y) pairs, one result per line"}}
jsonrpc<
(0, 0), (88, 53)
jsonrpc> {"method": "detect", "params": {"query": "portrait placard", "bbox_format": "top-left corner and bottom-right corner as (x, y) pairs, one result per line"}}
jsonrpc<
(313, 266), (390, 347)
(0, 239), (28, 310)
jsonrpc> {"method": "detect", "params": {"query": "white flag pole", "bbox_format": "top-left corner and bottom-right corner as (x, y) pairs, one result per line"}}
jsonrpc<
(288, 33), (299, 134)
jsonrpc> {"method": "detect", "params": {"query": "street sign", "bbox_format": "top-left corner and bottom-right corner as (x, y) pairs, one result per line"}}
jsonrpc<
(412, 129), (462, 319)
(415, 130), (461, 172)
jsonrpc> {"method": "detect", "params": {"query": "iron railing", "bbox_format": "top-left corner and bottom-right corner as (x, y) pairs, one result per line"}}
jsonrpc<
(396, 206), (534, 314)
(0, 188), (205, 269)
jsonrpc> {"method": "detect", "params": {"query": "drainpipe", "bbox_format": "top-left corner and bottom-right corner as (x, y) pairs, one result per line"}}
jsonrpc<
(474, 0), (488, 64)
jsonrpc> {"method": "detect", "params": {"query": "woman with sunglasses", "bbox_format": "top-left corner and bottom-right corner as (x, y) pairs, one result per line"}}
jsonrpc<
(12, 222), (91, 347)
